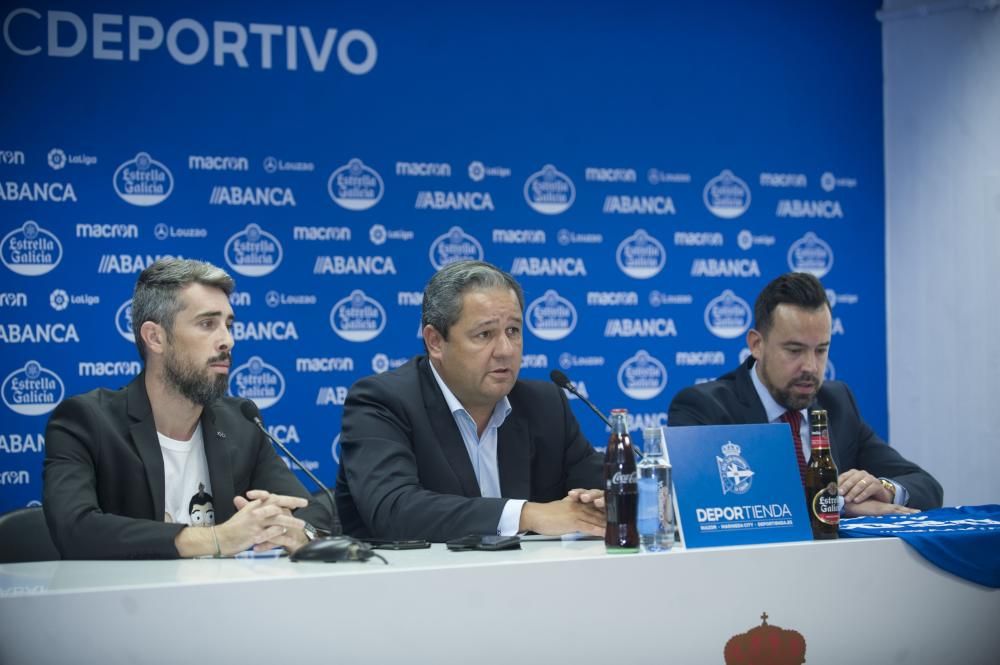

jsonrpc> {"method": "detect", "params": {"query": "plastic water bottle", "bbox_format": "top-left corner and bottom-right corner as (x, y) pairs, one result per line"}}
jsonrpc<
(637, 427), (674, 551)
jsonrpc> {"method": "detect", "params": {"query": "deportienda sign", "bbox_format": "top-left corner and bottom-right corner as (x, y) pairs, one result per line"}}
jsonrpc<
(2, 8), (377, 74)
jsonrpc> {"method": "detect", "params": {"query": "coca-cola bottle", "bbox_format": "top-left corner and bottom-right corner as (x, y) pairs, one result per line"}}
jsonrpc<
(605, 408), (639, 553)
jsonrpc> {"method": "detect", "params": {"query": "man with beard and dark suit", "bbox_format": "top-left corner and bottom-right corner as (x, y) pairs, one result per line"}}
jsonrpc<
(43, 259), (333, 559)
(669, 272), (942, 515)
(335, 260), (606, 542)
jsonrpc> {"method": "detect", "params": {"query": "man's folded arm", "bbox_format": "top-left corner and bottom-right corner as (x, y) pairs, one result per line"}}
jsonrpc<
(43, 398), (184, 560)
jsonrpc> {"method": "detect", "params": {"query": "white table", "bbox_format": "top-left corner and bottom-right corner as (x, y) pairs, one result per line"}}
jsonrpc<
(1, 537), (997, 664)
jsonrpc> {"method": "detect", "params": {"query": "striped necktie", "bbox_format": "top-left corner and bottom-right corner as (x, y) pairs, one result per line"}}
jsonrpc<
(780, 409), (808, 485)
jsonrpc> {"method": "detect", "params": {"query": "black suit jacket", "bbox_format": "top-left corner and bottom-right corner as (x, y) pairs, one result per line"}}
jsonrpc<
(668, 358), (943, 510)
(334, 356), (604, 541)
(43, 374), (329, 559)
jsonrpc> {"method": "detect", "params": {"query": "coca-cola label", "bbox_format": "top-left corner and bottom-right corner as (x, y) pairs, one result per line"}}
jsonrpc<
(811, 482), (840, 526)
(610, 471), (637, 486)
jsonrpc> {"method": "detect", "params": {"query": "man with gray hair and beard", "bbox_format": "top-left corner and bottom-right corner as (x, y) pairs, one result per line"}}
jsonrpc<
(335, 260), (606, 542)
(44, 258), (332, 559)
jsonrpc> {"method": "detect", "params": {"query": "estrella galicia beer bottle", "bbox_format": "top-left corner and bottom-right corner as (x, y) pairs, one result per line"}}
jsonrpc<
(805, 409), (839, 540)
(605, 408), (639, 553)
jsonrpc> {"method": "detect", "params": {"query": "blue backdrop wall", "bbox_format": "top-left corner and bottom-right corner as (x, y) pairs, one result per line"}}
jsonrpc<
(0, 1), (886, 512)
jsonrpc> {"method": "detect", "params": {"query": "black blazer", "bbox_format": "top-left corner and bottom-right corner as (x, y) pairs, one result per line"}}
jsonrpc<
(334, 356), (604, 541)
(668, 358), (943, 510)
(43, 374), (329, 559)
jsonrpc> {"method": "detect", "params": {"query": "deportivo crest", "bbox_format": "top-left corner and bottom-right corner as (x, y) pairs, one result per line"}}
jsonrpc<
(716, 441), (754, 495)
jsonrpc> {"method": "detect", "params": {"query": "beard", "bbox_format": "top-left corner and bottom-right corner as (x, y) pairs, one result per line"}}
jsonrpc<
(163, 348), (229, 407)
(759, 358), (821, 411)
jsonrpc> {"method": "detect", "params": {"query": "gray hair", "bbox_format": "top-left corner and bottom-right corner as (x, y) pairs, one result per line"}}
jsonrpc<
(421, 260), (524, 341)
(131, 258), (235, 360)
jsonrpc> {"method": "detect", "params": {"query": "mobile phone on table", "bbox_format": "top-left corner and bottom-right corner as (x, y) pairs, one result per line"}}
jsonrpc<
(363, 538), (431, 550)
(446, 535), (521, 551)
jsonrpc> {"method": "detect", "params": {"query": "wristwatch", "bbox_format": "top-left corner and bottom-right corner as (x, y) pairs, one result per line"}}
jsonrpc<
(303, 523), (318, 541)
(879, 478), (896, 502)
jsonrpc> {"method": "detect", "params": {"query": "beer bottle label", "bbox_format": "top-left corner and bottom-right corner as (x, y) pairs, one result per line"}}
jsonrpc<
(811, 482), (840, 526)
(811, 433), (830, 450)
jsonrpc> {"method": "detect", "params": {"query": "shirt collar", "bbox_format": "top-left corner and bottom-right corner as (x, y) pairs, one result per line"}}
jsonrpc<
(429, 359), (512, 428)
(749, 359), (806, 423)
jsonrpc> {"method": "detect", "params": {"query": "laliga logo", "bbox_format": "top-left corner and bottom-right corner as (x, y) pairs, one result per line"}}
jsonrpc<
(428, 226), (483, 270)
(526, 290), (577, 341)
(116, 298), (135, 342)
(523, 164), (575, 215)
(47, 148), (66, 170)
(787, 232), (834, 278)
(330, 289), (386, 342)
(704, 290), (752, 339)
(615, 229), (666, 279)
(113, 152), (173, 206)
(1, 221), (63, 276)
(2, 360), (64, 416)
(371, 353), (390, 374)
(224, 224), (283, 277)
(328, 158), (383, 211)
(703, 169), (751, 219)
(617, 350), (668, 400)
(229, 355), (285, 409)
(717, 441), (754, 495)
(369, 224), (387, 246)
(49, 289), (68, 311)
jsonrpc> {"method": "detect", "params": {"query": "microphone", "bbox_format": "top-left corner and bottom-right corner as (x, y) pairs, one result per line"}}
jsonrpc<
(550, 369), (611, 428)
(550, 370), (644, 461)
(239, 400), (378, 563)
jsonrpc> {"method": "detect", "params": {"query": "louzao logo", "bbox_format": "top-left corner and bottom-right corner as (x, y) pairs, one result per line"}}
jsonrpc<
(2, 360), (64, 416)
(116, 298), (134, 342)
(328, 158), (383, 211)
(229, 356), (285, 409)
(113, 152), (173, 206)
(617, 350), (668, 400)
(615, 229), (666, 279)
(704, 290), (752, 339)
(525, 290), (577, 341)
(428, 226), (483, 270)
(1, 220), (63, 276)
(523, 164), (575, 215)
(787, 232), (834, 278)
(330, 290), (386, 342)
(224, 224), (282, 277)
(703, 169), (751, 219)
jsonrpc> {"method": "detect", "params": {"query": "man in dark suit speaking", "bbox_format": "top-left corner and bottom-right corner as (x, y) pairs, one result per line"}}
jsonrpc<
(44, 259), (331, 559)
(335, 260), (605, 541)
(669, 272), (942, 515)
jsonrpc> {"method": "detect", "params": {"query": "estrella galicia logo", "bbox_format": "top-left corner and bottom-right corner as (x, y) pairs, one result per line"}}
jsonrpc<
(717, 441), (754, 495)
(615, 229), (666, 279)
(428, 226), (483, 270)
(116, 298), (135, 342)
(332, 433), (341, 464)
(330, 289), (386, 342)
(526, 289), (577, 341)
(229, 355), (285, 409)
(704, 290), (752, 339)
(113, 152), (174, 206)
(328, 158), (384, 211)
(787, 232), (834, 278)
(523, 164), (575, 215)
(2, 361), (64, 416)
(617, 350), (668, 400)
(224, 224), (282, 277)
(2, 221), (63, 276)
(703, 169), (751, 219)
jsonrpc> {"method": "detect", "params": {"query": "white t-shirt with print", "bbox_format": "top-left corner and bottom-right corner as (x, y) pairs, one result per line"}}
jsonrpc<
(159, 423), (215, 527)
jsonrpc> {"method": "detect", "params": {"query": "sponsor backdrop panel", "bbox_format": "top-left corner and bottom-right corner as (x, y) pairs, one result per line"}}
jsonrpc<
(0, 1), (885, 511)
